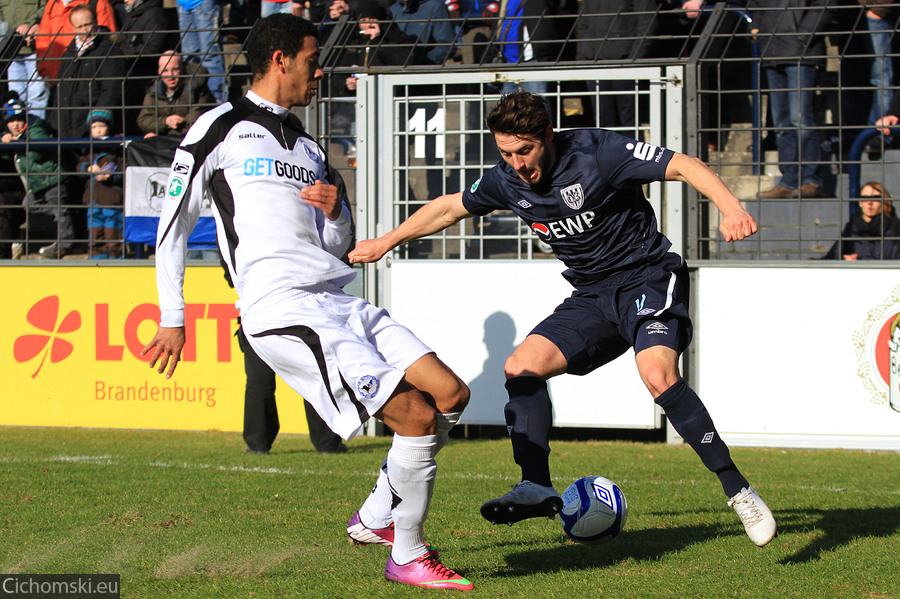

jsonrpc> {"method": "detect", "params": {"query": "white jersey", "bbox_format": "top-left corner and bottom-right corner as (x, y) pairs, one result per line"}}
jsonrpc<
(156, 91), (355, 328)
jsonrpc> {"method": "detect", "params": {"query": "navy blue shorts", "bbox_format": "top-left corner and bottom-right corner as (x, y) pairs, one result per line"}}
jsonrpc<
(530, 253), (692, 376)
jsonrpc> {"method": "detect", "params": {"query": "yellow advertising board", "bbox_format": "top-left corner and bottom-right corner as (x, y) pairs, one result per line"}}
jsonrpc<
(1, 264), (310, 434)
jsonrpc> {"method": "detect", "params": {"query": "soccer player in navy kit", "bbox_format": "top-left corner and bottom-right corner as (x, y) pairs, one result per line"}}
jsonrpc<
(142, 15), (475, 590)
(349, 90), (778, 547)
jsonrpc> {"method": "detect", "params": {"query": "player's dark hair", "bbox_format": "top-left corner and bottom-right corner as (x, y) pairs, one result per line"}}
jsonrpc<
(486, 90), (551, 140)
(245, 14), (319, 80)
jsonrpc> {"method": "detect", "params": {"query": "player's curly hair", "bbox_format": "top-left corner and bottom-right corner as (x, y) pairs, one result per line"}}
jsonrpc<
(486, 90), (551, 140)
(245, 14), (319, 80)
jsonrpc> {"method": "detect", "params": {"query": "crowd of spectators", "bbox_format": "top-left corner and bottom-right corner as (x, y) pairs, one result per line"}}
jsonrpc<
(0, 0), (899, 260)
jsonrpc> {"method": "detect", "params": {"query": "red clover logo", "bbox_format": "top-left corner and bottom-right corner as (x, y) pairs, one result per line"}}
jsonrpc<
(14, 296), (81, 378)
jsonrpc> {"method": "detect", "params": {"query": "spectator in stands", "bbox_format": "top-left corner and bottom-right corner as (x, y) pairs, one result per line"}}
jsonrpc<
(0, 99), (74, 258)
(119, 0), (172, 79)
(261, 0), (300, 17)
(138, 51), (216, 137)
(176, 0), (226, 103)
(335, 0), (416, 79)
(223, 0), (259, 42)
(118, 0), (174, 135)
(494, 0), (560, 94)
(51, 4), (125, 139)
(78, 109), (123, 259)
(317, 0), (354, 43)
(875, 76), (900, 135)
(32, 0), (117, 83)
(575, 0), (657, 128)
(752, 0), (831, 200)
(326, 0), (415, 160)
(1, 0), (51, 119)
(859, 1), (896, 148)
(328, 0), (351, 20)
(824, 181), (900, 260)
(389, 0), (456, 65)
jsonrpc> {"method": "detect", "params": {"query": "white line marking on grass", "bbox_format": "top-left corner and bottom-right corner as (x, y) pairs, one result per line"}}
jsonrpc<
(47, 455), (117, 465)
(148, 460), (302, 475)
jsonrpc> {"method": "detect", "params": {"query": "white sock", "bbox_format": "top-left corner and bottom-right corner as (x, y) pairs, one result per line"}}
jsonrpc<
(359, 412), (460, 529)
(387, 433), (437, 564)
(359, 459), (391, 529)
(434, 411), (461, 454)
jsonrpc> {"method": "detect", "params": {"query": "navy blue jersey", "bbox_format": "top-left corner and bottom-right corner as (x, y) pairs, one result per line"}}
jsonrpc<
(462, 129), (675, 286)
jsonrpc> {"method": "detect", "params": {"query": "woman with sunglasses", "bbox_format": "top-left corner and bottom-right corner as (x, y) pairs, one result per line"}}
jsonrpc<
(824, 181), (900, 260)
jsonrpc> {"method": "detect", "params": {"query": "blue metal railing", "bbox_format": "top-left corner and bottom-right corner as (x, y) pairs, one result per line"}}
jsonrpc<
(847, 127), (900, 198)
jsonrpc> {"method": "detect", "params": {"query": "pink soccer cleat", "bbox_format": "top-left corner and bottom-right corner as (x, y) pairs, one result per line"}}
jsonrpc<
(347, 510), (394, 547)
(385, 552), (474, 591)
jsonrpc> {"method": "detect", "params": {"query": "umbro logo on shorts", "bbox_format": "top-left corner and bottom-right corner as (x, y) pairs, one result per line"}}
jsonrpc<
(645, 322), (669, 335)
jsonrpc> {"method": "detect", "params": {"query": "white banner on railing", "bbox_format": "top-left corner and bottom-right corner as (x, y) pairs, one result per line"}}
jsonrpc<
(124, 166), (216, 246)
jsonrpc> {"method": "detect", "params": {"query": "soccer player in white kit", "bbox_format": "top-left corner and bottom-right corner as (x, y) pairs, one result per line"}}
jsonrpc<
(141, 14), (474, 591)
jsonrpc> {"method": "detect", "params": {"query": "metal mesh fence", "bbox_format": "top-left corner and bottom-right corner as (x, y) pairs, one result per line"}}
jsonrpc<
(0, 2), (898, 262)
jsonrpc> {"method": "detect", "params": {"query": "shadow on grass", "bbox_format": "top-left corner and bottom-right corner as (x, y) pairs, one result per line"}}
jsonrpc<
(494, 524), (725, 577)
(494, 505), (900, 576)
(776, 505), (900, 564)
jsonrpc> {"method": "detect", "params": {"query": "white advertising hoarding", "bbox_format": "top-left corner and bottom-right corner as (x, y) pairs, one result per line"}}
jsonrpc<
(388, 261), (900, 450)
(695, 266), (900, 450)
(388, 261), (660, 429)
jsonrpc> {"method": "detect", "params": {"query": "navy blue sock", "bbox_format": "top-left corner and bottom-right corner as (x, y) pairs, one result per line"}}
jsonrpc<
(504, 376), (553, 487)
(654, 378), (748, 497)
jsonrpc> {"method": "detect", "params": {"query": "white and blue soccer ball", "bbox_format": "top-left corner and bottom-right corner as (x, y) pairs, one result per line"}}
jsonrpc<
(559, 475), (628, 543)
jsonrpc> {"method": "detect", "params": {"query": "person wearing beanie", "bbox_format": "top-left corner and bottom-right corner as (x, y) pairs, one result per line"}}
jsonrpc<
(86, 109), (114, 139)
(76, 107), (123, 258)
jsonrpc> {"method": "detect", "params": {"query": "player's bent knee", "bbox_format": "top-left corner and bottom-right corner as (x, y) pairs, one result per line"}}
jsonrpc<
(641, 368), (679, 399)
(504, 354), (533, 379)
(378, 387), (439, 437)
(447, 380), (470, 413)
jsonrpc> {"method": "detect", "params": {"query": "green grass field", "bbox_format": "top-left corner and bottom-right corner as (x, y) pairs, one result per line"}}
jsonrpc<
(0, 427), (897, 598)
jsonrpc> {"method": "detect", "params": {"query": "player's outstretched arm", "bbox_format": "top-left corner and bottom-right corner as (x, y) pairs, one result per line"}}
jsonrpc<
(665, 153), (758, 242)
(141, 326), (186, 379)
(349, 192), (472, 263)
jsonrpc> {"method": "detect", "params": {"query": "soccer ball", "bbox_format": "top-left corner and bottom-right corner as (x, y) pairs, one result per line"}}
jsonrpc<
(558, 476), (628, 543)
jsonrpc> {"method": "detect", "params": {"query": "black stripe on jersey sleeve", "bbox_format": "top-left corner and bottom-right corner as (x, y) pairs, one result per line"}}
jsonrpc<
(209, 168), (239, 270)
(157, 103), (249, 249)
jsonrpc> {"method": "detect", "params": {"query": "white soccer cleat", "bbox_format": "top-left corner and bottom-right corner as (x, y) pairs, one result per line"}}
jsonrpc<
(728, 486), (777, 547)
(480, 480), (563, 525)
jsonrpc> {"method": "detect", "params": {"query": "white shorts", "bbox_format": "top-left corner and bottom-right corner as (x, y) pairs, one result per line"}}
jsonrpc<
(240, 286), (431, 440)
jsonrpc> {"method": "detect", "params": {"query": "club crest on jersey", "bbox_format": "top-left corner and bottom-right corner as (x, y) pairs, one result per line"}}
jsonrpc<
(302, 141), (321, 163)
(167, 177), (185, 199)
(560, 184), (584, 210)
(357, 375), (380, 398)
